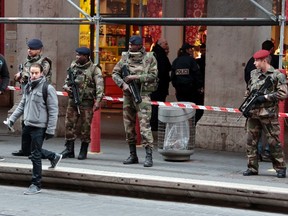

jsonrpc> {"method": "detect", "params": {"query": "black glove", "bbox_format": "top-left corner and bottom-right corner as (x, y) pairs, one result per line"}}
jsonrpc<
(4, 119), (14, 132)
(255, 95), (266, 104)
(45, 133), (54, 140)
(7, 120), (14, 129)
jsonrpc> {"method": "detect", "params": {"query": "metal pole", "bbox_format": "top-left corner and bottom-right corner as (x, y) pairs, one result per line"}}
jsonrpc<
(278, 0), (286, 70)
(66, 0), (92, 22)
(100, 17), (277, 26)
(139, 0), (143, 36)
(0, 17), (89, 24)
(249, 0), (277, 21)
(90, 0), (95, 61)
(95, 0), (100, 65)
(0, 17), (277, 26)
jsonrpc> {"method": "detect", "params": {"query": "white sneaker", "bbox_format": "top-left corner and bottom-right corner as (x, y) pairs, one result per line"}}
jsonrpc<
(24, 184), (41, 195)
(0, 156), (4, 161)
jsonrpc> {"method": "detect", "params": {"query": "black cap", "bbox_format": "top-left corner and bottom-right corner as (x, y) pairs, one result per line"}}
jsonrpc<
(129, 35), (143, 45)
(27, 39), (43, 50)
(75, 47), (90, 56)
(181, 43), (193, 50)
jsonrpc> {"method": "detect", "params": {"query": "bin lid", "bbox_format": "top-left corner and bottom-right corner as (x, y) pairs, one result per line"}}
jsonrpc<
(158, 102), (196, 123)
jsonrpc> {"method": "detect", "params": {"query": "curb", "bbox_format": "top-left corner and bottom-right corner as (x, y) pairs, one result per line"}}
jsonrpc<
(1, 162), (288, 208)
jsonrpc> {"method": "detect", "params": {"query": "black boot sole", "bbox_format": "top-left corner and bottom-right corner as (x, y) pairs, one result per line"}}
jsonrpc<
(62, 154), (75, 159)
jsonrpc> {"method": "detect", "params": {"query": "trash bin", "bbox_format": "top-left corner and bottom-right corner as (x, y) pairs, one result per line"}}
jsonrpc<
(157, 102), (196, 161)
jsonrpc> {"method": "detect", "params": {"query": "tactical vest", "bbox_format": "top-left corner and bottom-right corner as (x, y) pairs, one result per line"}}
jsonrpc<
(121, 51), (158, 93)
(70, 61), (100, 103)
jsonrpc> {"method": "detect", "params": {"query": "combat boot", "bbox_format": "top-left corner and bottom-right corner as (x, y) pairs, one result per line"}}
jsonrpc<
(78, 142), (89, 160)
(123, 144), (139, 164)
(276, 168), (286, 178)
(143, 146), (153, 167)
(60, 140), (75, 159)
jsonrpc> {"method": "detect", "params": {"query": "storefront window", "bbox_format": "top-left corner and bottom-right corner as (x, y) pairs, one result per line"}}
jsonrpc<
(0, 0), (4, 53)
(184, 0), (207, 59)
(79, 0), (164, 75)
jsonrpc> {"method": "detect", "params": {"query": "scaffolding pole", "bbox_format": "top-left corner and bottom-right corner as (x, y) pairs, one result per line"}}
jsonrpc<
(249, 0), (277, 21)
(279, 0), (286, 70)
(66, 0), (92, 22)
(0, 17), (278, 26)
(95, 0), (100, 65)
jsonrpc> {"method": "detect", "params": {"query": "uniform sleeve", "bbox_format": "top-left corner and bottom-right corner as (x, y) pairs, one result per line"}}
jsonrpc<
(94, 66), (104, 103)
(138, 54), (158, 83)
(191, 58), (203, 89)
(112, 59), (125, 88)
(267, 72), (288, 101)
(63, 63), (74, 89)
(42, 59), (52, 83)
(21, 63), (30, 82)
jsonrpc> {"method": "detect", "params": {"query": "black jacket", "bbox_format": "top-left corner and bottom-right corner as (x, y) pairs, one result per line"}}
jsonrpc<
(152, 44), (171, 95)
(0, 54), (10, 92)
(171, 54), (203, 91)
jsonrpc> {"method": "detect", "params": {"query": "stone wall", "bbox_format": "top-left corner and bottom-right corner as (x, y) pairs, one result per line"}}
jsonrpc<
(195, 0), (272, 152)
(7, 0), (79, 136)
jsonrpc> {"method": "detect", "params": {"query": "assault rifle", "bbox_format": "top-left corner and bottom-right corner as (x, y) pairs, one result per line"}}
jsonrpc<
(18, 64), (23, 76)
(239, 76), (273, 118)
(122, 65), (142, 104)
(67, 67), (81, 114)
(15, 64), (24, 83)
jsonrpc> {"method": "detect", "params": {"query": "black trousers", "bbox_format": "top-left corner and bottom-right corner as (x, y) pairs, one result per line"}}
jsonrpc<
(175, 87), (204, 124)
(150, 91), (167, 131)
(22, 126), (55, 188)
(21, 120), (31, 155)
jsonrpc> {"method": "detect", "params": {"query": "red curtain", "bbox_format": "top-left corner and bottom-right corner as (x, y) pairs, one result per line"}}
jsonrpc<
(185, 0), (206, 45)
(143, 0), (162, 49)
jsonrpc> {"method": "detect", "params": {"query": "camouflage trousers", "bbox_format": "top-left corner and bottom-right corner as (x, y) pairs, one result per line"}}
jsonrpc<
(123, 94), (153, 148)
(65, 105), (94, 143)
(246, 117), (286, 172)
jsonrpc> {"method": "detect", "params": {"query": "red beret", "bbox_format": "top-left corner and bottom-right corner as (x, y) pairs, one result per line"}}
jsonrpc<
(253, 49), (270, 59)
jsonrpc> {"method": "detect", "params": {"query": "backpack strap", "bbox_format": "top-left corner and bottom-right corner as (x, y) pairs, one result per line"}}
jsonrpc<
(42, 81), (49, 105)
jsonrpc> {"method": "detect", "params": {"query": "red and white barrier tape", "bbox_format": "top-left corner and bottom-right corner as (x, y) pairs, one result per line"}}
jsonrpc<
(7, 85), (288, 117)
(7, 86), (21, 91)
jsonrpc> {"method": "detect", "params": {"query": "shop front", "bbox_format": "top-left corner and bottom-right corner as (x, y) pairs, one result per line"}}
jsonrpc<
(78, 0), (208, 108)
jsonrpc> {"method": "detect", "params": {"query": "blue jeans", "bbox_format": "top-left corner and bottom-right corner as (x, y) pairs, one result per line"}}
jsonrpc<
(22, 126), (55, 188)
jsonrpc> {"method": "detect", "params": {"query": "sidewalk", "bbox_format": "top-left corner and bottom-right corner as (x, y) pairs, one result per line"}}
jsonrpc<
(0, 111), (288, 209)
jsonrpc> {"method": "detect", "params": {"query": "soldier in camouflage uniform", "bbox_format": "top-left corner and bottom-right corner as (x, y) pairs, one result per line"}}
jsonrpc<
(112, 35), (158, 167)
(242, 49), (287, 178)
(12, 38), (52, 157)
(14, 39), (52, 86)
(60, 47), (104, 160)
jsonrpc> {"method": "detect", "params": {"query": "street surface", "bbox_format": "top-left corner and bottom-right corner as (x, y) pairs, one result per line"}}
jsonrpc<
(1, 108), (288, 213)
(0, 185), (286, 216)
